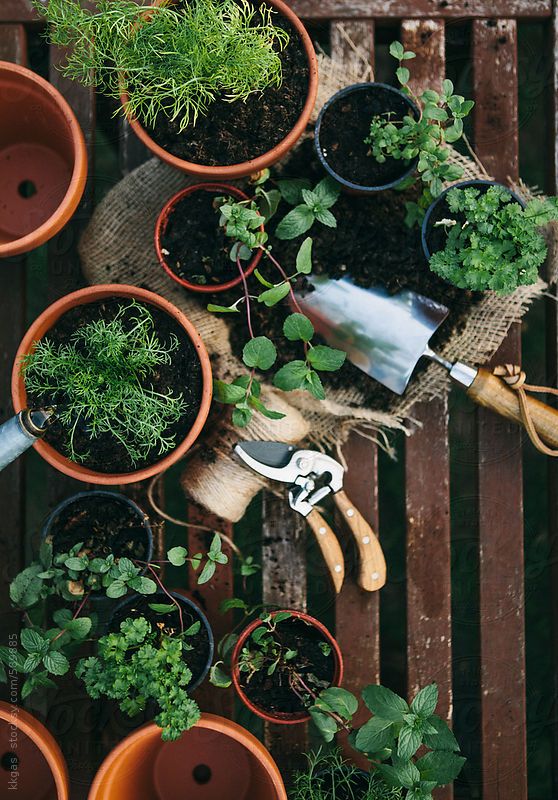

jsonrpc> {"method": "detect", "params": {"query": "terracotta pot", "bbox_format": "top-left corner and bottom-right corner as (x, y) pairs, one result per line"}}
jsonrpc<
(11, 284), (212, 485)
(231, 610), (344, 724)
(88, 713), (287, 800)
(0, 61), (87, 258)
(121, 0), (318, 179)
(0, 701), (69, 799)
(155, 183), (264, 293)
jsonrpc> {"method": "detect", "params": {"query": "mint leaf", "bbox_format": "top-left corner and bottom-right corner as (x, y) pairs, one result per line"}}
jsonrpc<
(249, 396), (286, 420)
(213, 380), (246, 404)
(273, 361), (308, 391)
(295, 237), (313, 274)
(232, 407), (252, 427)
(64, 557), (86, 572)
(43, 651), (69, 676)
(277, 178), (312, 205)
(307, 345), (346, 371)
(210, 662), (232, 688)
(389, 41), (405, 59)
(411, 683), (439, 718)
(197, 560), (216, 585)
(398, 724), (422, 759)
(316, 687), (359, 719)
(167, 546), (188, 567)
(148, 603), (176, 614)
(314, 208), (337, 228)
(283, 313), (314, 342)
(416, 751), (466, 785)
(129, 577), (157, 594)
(207, 303), (241, 314)
(396, 66), (410, 85)
(355, 716), (394, 753)
(258, 282), (290, 307)
(313, 177), (341, 209)
(242, 336), (277, 370)
(362, 684), (410, 720)
(303, 370), (325, 399)
(422, 714), (460, 751)
(275, 205), (314, 240)
(309, 708), (338, 742)
(21, 629), (46, 654)
(106, 580), (128, 599)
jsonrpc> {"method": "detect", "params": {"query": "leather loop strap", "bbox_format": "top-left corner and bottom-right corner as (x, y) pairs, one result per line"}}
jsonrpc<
(493, 364), (558, 456)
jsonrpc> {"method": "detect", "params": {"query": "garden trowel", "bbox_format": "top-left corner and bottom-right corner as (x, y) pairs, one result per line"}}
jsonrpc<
(294, 276), (558, 450)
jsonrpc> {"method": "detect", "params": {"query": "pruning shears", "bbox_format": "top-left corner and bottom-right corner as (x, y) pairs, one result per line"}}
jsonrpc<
(234, 441), (386, 594)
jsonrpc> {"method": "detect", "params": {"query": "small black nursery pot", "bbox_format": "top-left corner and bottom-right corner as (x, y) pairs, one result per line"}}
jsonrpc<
(109, 590), (214, 690)
(421, 178), (527, 260)
(314, 82), (419, 194)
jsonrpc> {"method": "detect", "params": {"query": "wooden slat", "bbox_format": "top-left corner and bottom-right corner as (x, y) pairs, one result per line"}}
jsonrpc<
(290, 0), (551, 19)
(261, 492), (308, 778)
(118, 117), (150, 176)
(401, 23), (453, 800)
(0, 0), (37, 22)
(329, 21), (379, 771)
(0, 23), (27, 699)
(472, 19), (527, 800)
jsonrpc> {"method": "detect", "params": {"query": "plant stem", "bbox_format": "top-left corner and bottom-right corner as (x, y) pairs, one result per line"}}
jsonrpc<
(290, 671), (352, 734)
(51, 591), (91, 645)
(236, 256), (255, 339)
(145, 564), (184, 633)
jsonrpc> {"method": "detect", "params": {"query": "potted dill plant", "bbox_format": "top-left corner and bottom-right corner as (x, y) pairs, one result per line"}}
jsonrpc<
(422, 180), (558, 294)
(11, 284), (212, 484)
(34, 0), (318, 179)
(291, 749), (399, 800)
(314, 41), (473, 196)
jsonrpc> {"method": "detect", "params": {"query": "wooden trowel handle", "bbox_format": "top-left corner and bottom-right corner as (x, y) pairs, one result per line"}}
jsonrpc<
(333, 490), (386, 592)
(467, 368), (558, 448)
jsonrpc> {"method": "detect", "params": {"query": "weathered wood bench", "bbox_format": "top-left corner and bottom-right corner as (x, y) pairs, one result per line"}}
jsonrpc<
(1, 1), (557, 797)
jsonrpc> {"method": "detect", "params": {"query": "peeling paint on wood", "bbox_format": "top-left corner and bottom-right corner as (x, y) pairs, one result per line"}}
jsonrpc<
(290, 0), (551, 20)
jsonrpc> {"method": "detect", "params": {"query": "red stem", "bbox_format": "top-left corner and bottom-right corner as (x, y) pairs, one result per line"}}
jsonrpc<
(237, 256), (255, 339)
(146, 564), (184, 633)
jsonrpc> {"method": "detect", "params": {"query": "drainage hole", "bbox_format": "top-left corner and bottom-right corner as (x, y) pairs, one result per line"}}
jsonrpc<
(1, 752), (19, 771)
(18, 180), (37, 199)
(192, 764), (211, 784)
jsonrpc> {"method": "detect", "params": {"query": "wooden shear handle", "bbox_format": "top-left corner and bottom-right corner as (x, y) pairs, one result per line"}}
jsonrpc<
(306, 508), (345, 594)
(333, 489), (386, 592)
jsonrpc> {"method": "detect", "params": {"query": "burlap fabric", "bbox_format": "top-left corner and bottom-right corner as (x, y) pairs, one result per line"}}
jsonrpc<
(79, 41), (557, 521)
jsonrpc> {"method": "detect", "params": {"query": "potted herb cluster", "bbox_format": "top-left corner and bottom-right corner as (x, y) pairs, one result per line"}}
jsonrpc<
(11, 284), (212, 484)
(291, 749), (398, 800)
(35, 0), (318, 179)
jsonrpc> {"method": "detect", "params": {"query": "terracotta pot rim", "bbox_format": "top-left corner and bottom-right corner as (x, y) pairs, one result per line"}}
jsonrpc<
(0, 701), (69, 800)
(231, 609), (344, 725)
(154, 182), (264, 293)
(88, 712), (287, 800)
(314, 81), (420, 194)
(121, 0), (318, 178)
(11, 284), (212, 484)
(0, 60), (88, 258)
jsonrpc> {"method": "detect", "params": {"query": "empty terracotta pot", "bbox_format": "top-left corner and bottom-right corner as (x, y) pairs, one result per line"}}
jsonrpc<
(11, 284), (212, 485)
(0, 61), (87, 258)
(0, 701), (69, 799)
(88, 713), (287, 800)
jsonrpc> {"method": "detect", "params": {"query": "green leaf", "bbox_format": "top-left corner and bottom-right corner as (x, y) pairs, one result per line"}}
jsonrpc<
(209, 533), (222, 556)
(303, 370), (325, 400)
(273, 360), (309, 392)
(249, 396), (286, 420)
(275, 205), (315, 240)
(148, 603), (176, 614)
(283, 313), (314, 342)
(129, 576), (157, 594)
(396, 66), (410, 85)
(355, 716), (394, 753)
(21, 629), (46, 654)
(295, 237), (313, 274)
(232, 408), (252, 427)
(257, 188), (281, 222)
(210, 662), (232, 688)
(10, 564), (44, 609)
(362, 684), (410, 720)
(277, 178), (312, 205)
(213, 380), (247, 404)
(393, 759), (421, 790)
(257, 282), (291, 307)
(398, 724), (422, 759)
(411, 683), (439, 718)
(23, 653), (42, 673)
(0, 647), (27, 673)
(442, 78), (454, 97)
(309, 708), (339, 742)
(416, 751), (466, 785)
(184, 621), (201, 636)
(314, 208), (337, 228)
(242, 336), (277, 370)
(307, 345), (346, 372)
(167, 546), (188, 567)
(424, 104), (448, 122)
(43, 650), (69, 676)
(64, 557), (86, 572)
(39, 541), (53, 570)
(207, 303), (240, 314)
(106, 580), (128, 599)
(254, 269), (274, 288)
(313, 177), (341, 209)
(316, 687), (358, 719)
(423, 714), (460, 751)
(197, 560), (216, 585)
(389, 41), (405, 59)
(66, 617), (92, 639)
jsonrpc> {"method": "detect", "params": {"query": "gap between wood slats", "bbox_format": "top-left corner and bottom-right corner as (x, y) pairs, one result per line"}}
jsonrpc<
(401, 21), (453, 800)
(473, 19), (528, 800)
(289, 0), (551, 20)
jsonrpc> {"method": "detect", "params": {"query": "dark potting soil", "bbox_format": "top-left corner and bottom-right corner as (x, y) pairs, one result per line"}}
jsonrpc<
(225, 141), (482, 412)
(109, 592), (211, 685)
(26, 299), (203, 473)
(47, 494), (150, 564)
(147, 12), (308, 166)
(318, 84), (418, 188)
(239, 616), (336, 715)
(161, 189), (238, 285)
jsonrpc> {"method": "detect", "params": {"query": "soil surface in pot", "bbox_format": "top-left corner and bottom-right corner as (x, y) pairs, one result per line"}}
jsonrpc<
(318, 84), (417, 187)
(238, 616), (336, 716)
(161, 189), (238, 285)
(224, 141), (482, 411)
(26, 299), (203, 473)
(47, 494), (150, 564)
(146, 11), (308, 166)
(109, 592), (211, 685)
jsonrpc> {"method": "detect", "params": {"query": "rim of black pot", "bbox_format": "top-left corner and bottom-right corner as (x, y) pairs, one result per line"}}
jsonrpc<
(108, 591), (214, 691)
(40, 489), (154, 569)
(314, 82), (420, 193)
(421, 178), (527, 260)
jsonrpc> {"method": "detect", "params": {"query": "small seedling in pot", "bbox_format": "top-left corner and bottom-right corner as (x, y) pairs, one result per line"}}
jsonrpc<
(21, 301), (187, 466)
(209, 173), (346, 427)
(76, 613), (202, 741)
(428, 185), (558, 294)
(34, 0), (288, 131)
(365, 41), (474, 210)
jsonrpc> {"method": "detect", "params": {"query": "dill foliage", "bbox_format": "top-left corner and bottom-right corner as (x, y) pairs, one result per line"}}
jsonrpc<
(33, 0), (289, 130)
(21, 301), (188, 465)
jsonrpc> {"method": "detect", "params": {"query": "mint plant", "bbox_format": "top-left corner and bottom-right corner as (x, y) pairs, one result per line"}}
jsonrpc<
(365, 41), (473, 203)
(307, 683), (465, 800)
(76, 614), (202, 741)
(428, 185), (558, 294)
(209, 174), (345, 427)
(34, 0), (288, 131)
(21, 301), (187, 465)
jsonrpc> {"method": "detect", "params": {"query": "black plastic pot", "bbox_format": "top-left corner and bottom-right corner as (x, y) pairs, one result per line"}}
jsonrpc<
(109, 590), (214, 691)
(314, 82), (419, 193)
(421, 179), (527, 260)
(41, 490), (153, 588)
